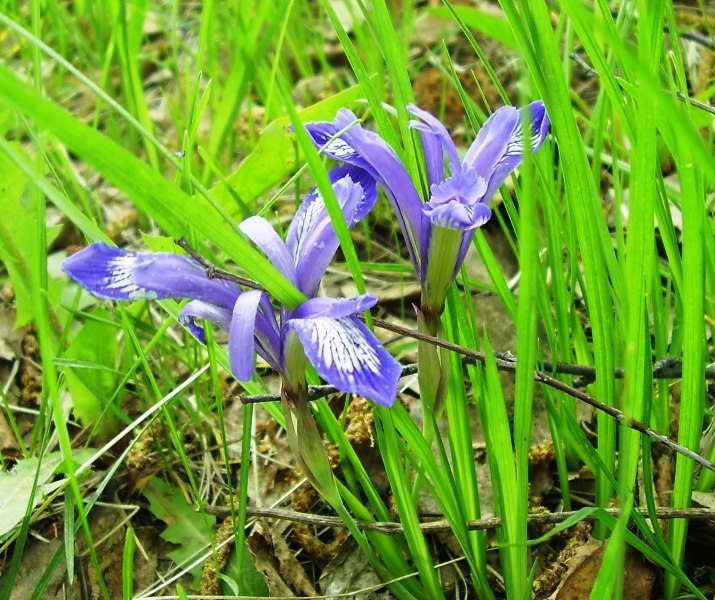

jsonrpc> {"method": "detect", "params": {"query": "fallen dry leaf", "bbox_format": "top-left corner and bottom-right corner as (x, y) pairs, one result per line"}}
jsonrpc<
(0, 411), (20, 459)
(692, 490), (715, 510)
(247, 527), (295, 597)
(319, 539), (390, 599)
(248, 520), (318, 597)
(552, 539), (655, 600)
(0, 305), (26, 360)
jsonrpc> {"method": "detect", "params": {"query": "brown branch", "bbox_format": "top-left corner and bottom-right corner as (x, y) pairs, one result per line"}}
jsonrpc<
(243, 320), (715, 473)
(242, 363), (419, 404)
(570, 51), (715, 116)
(203, 504), (715, 535)
(176, 237), (261, 290)
(175, 239), (715, 473)
(367, 318), (715, 474)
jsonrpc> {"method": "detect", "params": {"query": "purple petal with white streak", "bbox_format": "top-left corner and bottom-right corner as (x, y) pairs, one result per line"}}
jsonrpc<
(286, 316), (400, 407)
(239, 216), (297, 284)
(295, 175), (374, 297)
(463, 105), (520, 177)
(285, 165), (375, 260)
(303, 120), (371, 168)
(290, 294), (377, 320)
(333, 165), (377, 224)
(228, 290), (263, 381)
(306, 110), (423, 271)
(62, 242), (239, 308)
(464, 101), (550, 201)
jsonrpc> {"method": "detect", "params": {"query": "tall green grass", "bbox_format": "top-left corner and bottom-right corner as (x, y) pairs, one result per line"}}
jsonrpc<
(0, 1), (712, 598)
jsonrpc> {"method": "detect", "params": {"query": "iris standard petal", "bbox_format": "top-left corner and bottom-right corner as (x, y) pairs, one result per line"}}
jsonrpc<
(178, 300), (232, 343)
(239, 216), (297, 284)
(463, 105), (521, 178)
(290, 294), (377, 320)
(307, 110), (423, 270)
(407, 103), (461, 177)
(464, 102), (550, 201)
(481, 101), (550, 200)
(228, 290), (264, 381)
(285, 165), (376, 262)
(528, 100), (551, 144)
(413, 122), (444, 190)
(291, 175), (372, 297)
(335, 111), (423, 249)
(304, 114), (372, 170)
(286, 316), (400, 407)
(62, 242), (239, 308)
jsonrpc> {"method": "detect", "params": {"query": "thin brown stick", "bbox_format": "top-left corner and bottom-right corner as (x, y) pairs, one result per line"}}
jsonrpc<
(179, 241), (715, 386)
(368, 318), (715, 474)
(570, 51), (715, 116)
(242, 323), (715, 472)
(242, 363), (420, 404)
(203, 504), (715, 535)
(176, 237), (261, 290)
(175, 239), (715, 472)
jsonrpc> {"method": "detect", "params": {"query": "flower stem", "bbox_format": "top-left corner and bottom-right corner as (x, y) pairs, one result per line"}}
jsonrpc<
(417, 308), (450, 437)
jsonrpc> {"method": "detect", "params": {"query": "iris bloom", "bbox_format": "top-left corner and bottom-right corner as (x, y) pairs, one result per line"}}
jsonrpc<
(62, 165), (401, 408)
(304, 102), (550, 317)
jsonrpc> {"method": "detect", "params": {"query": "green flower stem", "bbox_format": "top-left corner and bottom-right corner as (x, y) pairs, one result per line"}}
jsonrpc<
(417, 309), (450, 426)
(413, 307), (451, 509)
(422, 224), (462, 317)
(418, 224), (463, 438)
(280, 331), (340, 508)
(280, 333), (417, 598)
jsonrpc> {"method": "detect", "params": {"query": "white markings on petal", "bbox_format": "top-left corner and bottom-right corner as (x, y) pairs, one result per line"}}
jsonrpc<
(99, 254), (158, 299)
(308, 317), (381, 380)
(324, 138), (356, 159)
(287, 313), (400, 406)
(291, 195), (327, 260)
(503, 123), (544, 159)
(101, 254), (139, 293)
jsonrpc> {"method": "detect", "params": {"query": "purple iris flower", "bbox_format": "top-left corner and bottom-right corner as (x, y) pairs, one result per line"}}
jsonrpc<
(62, 165), (401, 407)
(304, 102), (550, 314)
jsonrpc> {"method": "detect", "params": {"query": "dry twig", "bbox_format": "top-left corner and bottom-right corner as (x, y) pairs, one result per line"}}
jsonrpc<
(204, 504), (715, 535)
(175, 238), (715, 473)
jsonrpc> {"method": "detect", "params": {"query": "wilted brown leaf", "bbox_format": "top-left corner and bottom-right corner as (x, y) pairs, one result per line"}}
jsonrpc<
(248, 520), (318, 597)
(553, 540), (655, 600)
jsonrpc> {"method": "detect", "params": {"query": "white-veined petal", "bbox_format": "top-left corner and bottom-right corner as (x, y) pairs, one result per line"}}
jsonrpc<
(62, 242), (239, 308)
(286, 316), (400, 407)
